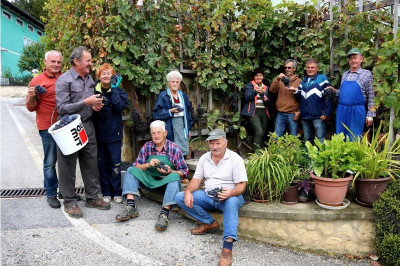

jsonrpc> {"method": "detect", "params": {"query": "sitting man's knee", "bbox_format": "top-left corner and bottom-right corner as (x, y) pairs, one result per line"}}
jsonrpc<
(175, 191), (184, 203)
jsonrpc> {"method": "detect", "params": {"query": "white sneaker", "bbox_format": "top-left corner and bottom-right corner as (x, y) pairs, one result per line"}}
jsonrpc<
(114, 196), (123, 203)
(103, 196), (111, 203)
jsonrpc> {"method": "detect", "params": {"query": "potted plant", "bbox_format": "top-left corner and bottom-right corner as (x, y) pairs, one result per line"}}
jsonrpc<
(351, 124), (400, 206)
(297, 178), (314, 202)
(305, 133), (361, 207)
(267, 133), (305, 205)
(246, 133), (300, 203)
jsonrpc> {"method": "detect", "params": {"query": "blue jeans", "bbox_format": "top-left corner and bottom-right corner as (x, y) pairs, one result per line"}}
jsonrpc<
(302, 118), (326, 143)
(274, 112), (299, 137)
(39, 130), (58, 197)
(175, 190), (245, 242)
(122, 167), (181, 207)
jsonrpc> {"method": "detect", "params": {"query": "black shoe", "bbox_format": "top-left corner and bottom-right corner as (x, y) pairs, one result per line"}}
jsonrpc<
(47, 196), (61, 208)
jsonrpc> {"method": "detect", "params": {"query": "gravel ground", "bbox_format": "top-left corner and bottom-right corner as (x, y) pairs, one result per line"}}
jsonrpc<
(1, 86), (27, 98)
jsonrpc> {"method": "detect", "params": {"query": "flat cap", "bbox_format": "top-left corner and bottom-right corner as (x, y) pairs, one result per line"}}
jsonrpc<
(347, 48), (361, 57)
(206, 128), (226, 141)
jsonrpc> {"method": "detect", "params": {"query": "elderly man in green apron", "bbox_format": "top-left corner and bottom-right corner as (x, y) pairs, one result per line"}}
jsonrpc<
(115, 120), (189, 231)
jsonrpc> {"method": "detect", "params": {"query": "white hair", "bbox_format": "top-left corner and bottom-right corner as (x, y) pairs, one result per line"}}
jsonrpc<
(166, 70), (183, 82)
(150, 120), (166, 131)
(45, 50), (63, 60)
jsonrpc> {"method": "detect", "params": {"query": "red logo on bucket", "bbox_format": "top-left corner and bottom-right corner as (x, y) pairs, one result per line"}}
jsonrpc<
(71, 122), (87, 146)
(79, 128), (88, 144)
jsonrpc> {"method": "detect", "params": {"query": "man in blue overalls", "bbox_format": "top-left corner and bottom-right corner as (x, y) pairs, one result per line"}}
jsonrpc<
(330, 48), (376, 140)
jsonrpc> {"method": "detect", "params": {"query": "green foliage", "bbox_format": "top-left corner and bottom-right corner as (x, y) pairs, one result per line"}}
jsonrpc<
(41, 0), (395, 124)
(373, 180), (400, 266)
(246, 133), (305, 201)
(2, 67), (32, 86)
(17, 42), (45, 73)
(14, 0), (48, 22)
(352, 124), (400, 182)
(373, 36), (400, 129)
(306, 133), (361, 179)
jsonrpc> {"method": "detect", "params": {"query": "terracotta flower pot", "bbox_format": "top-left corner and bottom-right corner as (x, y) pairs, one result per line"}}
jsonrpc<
(355, 177), (391, 207)
(281, 184), (298, 205)
(310, 172), (353, 206)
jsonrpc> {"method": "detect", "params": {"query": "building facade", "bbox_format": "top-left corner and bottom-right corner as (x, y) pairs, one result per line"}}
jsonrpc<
(1, 0), (44, 77)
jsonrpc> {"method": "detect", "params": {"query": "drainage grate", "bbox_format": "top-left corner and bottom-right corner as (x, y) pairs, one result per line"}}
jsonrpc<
(0, 187), (85, 198)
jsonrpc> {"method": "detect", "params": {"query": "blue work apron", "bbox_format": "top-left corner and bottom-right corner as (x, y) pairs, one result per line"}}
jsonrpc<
(336, 73), (366, 141)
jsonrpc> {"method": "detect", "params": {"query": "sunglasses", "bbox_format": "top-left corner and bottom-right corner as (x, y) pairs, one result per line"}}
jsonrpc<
(284, 66), (293, 69)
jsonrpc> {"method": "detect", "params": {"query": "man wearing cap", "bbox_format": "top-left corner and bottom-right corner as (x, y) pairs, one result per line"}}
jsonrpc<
(175, 129), (248, 266)
(330, 48), (376, 140)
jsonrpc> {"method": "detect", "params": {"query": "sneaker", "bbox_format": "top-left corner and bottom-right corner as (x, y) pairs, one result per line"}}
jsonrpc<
(114, 196), (123, 204)
(85, 198), (111, 210)
(47, 196), (61, 208)
(115, 205), (139, 221)
(155, 214), (169, 231)
(103, 196), (111, 203)
(64, 205), (82, 219)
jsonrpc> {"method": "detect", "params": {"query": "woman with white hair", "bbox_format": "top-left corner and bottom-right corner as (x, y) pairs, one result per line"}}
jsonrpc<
(152, 70), (193, 157)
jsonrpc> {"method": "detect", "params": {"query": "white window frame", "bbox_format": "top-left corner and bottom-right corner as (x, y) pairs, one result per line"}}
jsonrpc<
(28, 24), (34, 32)
(37, 30), (42, 36)
(16, 18), (24, 27)
(2, 11), (12, 21)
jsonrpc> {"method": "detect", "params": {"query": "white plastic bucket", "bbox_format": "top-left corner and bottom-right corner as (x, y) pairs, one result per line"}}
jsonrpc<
(48, 114), (88, 155)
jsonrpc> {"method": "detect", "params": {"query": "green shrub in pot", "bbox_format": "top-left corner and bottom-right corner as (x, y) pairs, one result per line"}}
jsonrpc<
(245, 133), (304, 202)
(305, 133), (361, 179)
(351, 124), (400, 182)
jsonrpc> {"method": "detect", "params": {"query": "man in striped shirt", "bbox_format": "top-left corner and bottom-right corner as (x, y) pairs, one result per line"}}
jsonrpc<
(175, 129), (248, 266)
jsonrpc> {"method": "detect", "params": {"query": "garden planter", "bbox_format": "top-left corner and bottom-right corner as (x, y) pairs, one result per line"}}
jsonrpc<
(355, 177), (391, 207)
(298, 189), (309, 202)
(310, 172), (353, 206)
(281, 184), (298, 205)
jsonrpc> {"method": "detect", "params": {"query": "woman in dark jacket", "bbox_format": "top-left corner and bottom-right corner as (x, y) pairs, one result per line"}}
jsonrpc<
(241, 68), (270, 150)
(92, 63), (129, 204)
(152, 70), (193, 157)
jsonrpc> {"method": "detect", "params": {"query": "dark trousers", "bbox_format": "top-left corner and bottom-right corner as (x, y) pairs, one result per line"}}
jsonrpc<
(248, 108), (267, 150)
(98, 140), (122, 197)
(57, 120), (101, 207)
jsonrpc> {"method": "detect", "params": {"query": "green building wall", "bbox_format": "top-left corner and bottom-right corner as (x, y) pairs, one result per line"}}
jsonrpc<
(1, 2), (44, 77)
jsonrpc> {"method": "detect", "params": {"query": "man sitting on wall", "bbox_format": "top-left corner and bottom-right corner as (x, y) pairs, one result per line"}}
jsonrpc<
(115, 120), (189, 231)
(175, 129), (248, 266)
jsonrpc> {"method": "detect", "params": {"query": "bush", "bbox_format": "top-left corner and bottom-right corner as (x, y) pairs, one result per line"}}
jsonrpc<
(2, 67), (32, 86)
(373, 180), (400, 265)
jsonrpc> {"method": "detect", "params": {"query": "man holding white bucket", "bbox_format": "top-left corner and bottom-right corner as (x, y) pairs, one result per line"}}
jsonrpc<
(26, 50), (63, 209)
(55, 46), (110, 218)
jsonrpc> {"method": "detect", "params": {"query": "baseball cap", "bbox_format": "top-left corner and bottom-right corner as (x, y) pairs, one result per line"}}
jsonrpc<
(206, 128), (226, 141)
(347, 48), (361, 57)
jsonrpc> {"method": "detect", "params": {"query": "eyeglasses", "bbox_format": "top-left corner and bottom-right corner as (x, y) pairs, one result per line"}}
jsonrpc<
(284, 66), (293, 69)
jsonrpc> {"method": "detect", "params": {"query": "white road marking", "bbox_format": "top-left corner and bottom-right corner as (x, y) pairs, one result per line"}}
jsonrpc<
(6, 102), (161, 265)
(60, 210), (161, 265)
(6, 103), (43, 171)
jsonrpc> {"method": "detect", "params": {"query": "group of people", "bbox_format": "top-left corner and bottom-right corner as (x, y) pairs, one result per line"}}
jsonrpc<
(26, 46), (242, 265)
(25, 45), (376, 266)
(242, 48), (376, 149)
(27, 47), (129, 215)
